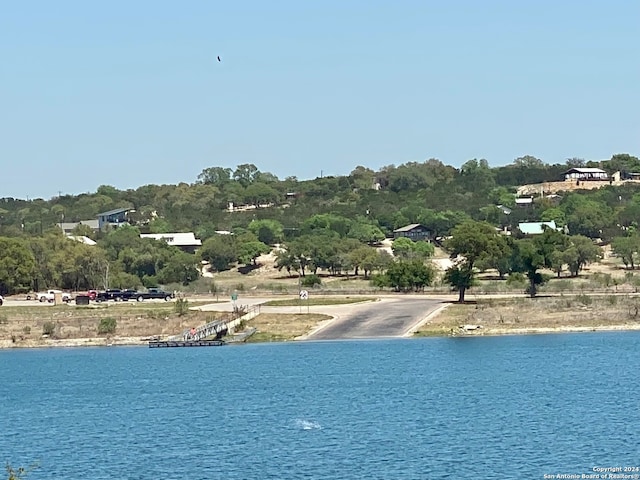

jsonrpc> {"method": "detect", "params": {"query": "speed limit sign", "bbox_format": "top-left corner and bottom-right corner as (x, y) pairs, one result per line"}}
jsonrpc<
(299, 290), (309, 300)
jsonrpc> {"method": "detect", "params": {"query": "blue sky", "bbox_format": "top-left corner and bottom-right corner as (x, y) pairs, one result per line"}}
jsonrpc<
(1, 0), (638, 199)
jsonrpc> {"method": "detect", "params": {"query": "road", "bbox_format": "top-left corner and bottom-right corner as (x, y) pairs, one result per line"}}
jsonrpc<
(306, 297), (446, 340)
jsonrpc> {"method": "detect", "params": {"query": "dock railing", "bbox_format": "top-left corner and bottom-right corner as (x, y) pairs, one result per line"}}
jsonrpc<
(177, 305), (260, 341)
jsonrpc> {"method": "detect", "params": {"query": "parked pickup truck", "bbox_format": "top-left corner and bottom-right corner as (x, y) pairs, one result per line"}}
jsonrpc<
(134, 288), (175, 302)
(95, 289), (138, 302)
(36, 290), (72, 303)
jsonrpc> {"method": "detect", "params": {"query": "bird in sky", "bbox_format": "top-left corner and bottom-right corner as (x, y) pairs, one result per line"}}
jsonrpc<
(217, 56), (221, 62)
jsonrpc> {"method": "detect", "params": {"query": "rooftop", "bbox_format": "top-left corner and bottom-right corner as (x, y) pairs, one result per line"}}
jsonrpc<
(140, 232), (202, 247)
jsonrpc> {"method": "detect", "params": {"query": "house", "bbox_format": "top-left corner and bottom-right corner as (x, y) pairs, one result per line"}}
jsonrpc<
(59, 219), (100, 235)
(393, 224), (432, 242)
(97, 208), (131, 230)
(563, 168), (608, 182)
(518, 221), (563, 236)
(515, 197), (533, 206)
(496, 205), (512, 215)
(140, 232), (202, 253)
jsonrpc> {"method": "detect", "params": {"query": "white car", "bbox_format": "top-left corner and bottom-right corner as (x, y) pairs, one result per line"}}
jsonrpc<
(0, 294), (3, 306)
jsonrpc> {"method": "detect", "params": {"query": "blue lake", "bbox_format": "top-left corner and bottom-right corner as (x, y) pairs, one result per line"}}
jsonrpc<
(1, 333), (639, 479)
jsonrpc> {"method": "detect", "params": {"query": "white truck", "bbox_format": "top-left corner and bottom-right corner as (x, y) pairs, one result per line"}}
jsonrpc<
(36, 290), (72, 303)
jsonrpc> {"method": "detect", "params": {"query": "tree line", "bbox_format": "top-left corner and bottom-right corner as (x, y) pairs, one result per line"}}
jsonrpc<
(1, 153), (640, 296)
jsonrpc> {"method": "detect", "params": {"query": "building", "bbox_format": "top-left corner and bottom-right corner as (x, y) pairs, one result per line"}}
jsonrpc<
(140, 232), (202, 253)
(393, 224), (432, 242)
(518, 221), (563, 236)
(97, 208), (131, 231)
(515, 197), (534, 207)
(563, 168), (608, 182)
(59, 219), (100, 235)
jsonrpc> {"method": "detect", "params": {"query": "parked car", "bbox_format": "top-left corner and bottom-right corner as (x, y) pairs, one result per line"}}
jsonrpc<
(36, 290), (72, 303)
(0, 294), (3, 306)
(135, 288), (175, 302)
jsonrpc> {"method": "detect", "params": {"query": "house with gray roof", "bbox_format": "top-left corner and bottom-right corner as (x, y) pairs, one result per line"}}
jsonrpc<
(393, 224), (432, 242)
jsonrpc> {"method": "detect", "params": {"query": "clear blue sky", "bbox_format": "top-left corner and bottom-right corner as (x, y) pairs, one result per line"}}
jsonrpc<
(2, 0), (638, 200)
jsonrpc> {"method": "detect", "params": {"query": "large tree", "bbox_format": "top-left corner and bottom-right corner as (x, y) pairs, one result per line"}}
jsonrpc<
(0, 237), (36, 294)
(444, 221), (505, 302)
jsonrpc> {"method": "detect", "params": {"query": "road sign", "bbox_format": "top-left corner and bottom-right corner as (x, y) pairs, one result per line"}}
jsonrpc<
(231, 293), (238, 301)
(299, 290), (309, 300)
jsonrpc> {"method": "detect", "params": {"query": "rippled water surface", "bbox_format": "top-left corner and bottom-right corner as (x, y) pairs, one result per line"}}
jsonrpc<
(2, 333), (639, 479)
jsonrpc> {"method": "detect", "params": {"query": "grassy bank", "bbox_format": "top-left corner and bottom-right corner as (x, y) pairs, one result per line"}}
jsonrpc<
(243, 313), (332, 342)
(261, 296), (376, 307)
(0, 302), (225, 348)
(417, 294), (640, 337)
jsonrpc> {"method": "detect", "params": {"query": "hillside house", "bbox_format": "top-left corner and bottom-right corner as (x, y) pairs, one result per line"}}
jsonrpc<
(97, 208), (131, 230)
(393, 224), (432, 242)
(59, 219), (100, 235)
(140, 232), (202, 253)
(515, 197), (533, 207)
(563, 168), (608, 182)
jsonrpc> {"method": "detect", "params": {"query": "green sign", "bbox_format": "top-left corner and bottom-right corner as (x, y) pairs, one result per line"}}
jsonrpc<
(231, 293), (238, 301)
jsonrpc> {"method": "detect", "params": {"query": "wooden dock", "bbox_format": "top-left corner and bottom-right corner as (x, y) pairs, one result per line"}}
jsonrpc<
(148, 339), (226, 348)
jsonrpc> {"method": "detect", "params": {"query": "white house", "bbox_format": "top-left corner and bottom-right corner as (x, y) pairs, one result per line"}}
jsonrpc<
(140, 232), (202, 253)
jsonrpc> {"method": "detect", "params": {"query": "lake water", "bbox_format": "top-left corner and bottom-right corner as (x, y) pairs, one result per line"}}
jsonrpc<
(1, 333), (639, 479)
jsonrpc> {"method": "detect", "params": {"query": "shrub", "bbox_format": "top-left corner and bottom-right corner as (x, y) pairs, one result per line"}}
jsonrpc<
(174, 298), (190, 316)
(22, 326), (31, 335)
(506, 273), (526, 286)
(42, 322), (56, 336)
(300, 274), (321, 288)
(576, 294), (592, 306)
(98, 317), (117, 335)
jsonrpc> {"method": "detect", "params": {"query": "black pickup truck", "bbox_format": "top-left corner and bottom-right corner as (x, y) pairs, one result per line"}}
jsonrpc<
(95, 289), (138, 302)
(134, 288), (175, 302)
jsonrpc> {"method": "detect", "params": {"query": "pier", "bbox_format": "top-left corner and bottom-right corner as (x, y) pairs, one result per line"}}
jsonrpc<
(149, 339), (225, 348)
(149, 305), (260, 348)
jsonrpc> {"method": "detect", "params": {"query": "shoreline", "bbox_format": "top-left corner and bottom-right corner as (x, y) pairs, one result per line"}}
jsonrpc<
(3, 323), (640, 349)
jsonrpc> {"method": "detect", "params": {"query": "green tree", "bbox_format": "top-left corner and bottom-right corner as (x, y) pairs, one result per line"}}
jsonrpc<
(444, 221), (504, 302)
(517, 239), (546, 298)
(237, 240), (271, 266)
(611, 235), (640, 269)
(233, 163), (259, 187)
(564, 235), (601, 277)
(347, 220), (385, 244)
(0, 237), (36, 294)
(157, 251), (201, 285)
(199, 235), (237, 272)
(197, 166), (232, 186)
(248, 219), (284, 245)
(386, 260), (435, 292)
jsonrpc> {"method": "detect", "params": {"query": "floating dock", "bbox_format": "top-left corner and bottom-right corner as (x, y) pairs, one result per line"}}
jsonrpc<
(148, 340), (226, 348)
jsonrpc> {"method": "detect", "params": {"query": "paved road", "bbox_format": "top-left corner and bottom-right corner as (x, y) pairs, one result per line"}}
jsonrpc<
(307, 297), (445, 340)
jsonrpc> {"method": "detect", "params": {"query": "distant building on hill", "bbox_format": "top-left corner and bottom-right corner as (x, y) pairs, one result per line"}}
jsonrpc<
(140, 232), (202, 253)
(59, 219), (99, 235)
(393, 224), (432, 242)
(563, 168), (608, 182)
(97, 208), (132, 230)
